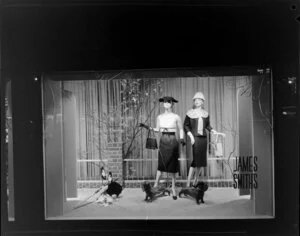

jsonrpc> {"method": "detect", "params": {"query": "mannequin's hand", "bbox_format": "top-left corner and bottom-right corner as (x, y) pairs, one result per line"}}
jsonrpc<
(139, 123), (150, 129)
(180, 139), (186, 146)
(188, 134), (195, 145)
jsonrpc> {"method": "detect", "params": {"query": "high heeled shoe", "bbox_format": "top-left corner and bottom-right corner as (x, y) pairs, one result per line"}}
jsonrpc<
(172, 190), (177, 200)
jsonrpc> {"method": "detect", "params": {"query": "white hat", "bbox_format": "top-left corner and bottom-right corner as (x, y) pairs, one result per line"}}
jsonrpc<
(193, 92), (205, 101)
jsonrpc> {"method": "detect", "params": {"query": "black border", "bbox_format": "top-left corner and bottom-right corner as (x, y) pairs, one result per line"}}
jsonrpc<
(1, 1), (299, 235)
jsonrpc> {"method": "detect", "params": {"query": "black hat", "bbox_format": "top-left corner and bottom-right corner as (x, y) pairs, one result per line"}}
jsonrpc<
(159, 96), (178, 103)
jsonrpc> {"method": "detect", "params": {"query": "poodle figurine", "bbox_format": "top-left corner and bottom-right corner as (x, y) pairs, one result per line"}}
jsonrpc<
(179, 181), (208, 204)
(142, 181), (170, 202)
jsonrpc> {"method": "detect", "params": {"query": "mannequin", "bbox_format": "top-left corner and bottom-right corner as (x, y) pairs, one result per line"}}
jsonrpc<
(140, 96), (185, 200)
(184, 92), (216, 187)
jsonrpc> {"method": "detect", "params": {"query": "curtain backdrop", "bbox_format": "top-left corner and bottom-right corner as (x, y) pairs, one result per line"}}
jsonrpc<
(61, 75), (252, 181)
(63, 80), (121, 180)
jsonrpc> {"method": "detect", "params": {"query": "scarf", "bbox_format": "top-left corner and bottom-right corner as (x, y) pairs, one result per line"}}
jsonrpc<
(186, 108), (208, 135)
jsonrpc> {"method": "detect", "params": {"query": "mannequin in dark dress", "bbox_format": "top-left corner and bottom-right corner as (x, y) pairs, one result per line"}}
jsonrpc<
(140, 96), (185, 200)
(184, 92), (216, 187)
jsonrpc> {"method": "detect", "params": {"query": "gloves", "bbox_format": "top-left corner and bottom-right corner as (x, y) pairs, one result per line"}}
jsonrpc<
(180, 139), (186, 146)
(187, 132), (195, 145)
(139, 123), (150, 129)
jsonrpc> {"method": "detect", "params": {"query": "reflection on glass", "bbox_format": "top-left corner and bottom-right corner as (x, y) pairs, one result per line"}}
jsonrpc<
(43, 69), (274, 219)
(5, 81), (15, 221)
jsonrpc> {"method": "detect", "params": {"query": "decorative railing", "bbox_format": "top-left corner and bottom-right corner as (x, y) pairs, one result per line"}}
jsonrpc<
(76, 157), (236, 188)
(76, 132), (236, 188)
(123, 157), (236, 187)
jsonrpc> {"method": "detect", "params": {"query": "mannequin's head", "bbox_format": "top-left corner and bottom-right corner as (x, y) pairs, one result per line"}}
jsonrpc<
(159, 96), (177, 110)
(192, 92), (205, 109)
(193, 98), (204, 108)
(163, 101), (173, 109)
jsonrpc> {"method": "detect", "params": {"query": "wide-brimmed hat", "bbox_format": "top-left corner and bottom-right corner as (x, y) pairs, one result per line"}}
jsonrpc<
(193, 92), (205, 101)
(159, 96), (178, 103)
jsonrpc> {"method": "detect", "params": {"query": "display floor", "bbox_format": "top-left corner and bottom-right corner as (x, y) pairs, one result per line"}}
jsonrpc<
(50, 188), (272, 219)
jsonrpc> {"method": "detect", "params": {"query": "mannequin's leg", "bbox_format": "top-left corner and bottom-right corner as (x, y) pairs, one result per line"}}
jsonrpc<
(171, 173), (177, 200)
(186, 166), (195, 187)
(199, 167), (205, 181)
(154, 170), (162, 188)
(193, 167), (200, 186)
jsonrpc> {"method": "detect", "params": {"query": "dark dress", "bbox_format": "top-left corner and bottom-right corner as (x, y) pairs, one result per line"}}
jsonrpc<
(184, 113), (212, 168)
(158, 132), (179, 173)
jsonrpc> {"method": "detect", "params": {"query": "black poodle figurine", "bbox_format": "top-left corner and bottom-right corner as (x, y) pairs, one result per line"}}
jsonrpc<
(142, 181), (170, 202)
(179, 181), (208, 204)
(105, 172), (123, 197)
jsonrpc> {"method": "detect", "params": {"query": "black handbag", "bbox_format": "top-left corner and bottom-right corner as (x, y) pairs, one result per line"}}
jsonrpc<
(146, 129), (158, 149)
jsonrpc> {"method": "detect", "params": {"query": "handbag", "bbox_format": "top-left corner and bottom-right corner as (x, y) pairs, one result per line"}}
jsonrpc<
(146, 129), (158, 149)
(212, 133), (224, 157)
(215, 142), (223, 156)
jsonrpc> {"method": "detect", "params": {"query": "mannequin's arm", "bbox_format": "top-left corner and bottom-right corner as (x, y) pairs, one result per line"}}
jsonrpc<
(151, 116), (160, 132)
(176, 115), (184, 139)
(140, 117), (160, 132)
(176, 115), (186, 145)
(139, 116), (160, 132)
(184, 115), (195, 145)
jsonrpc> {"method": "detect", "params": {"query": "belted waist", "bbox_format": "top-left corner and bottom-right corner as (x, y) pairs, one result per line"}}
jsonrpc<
(192, 131), (208, 137)
(162, 132), (176, 135)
